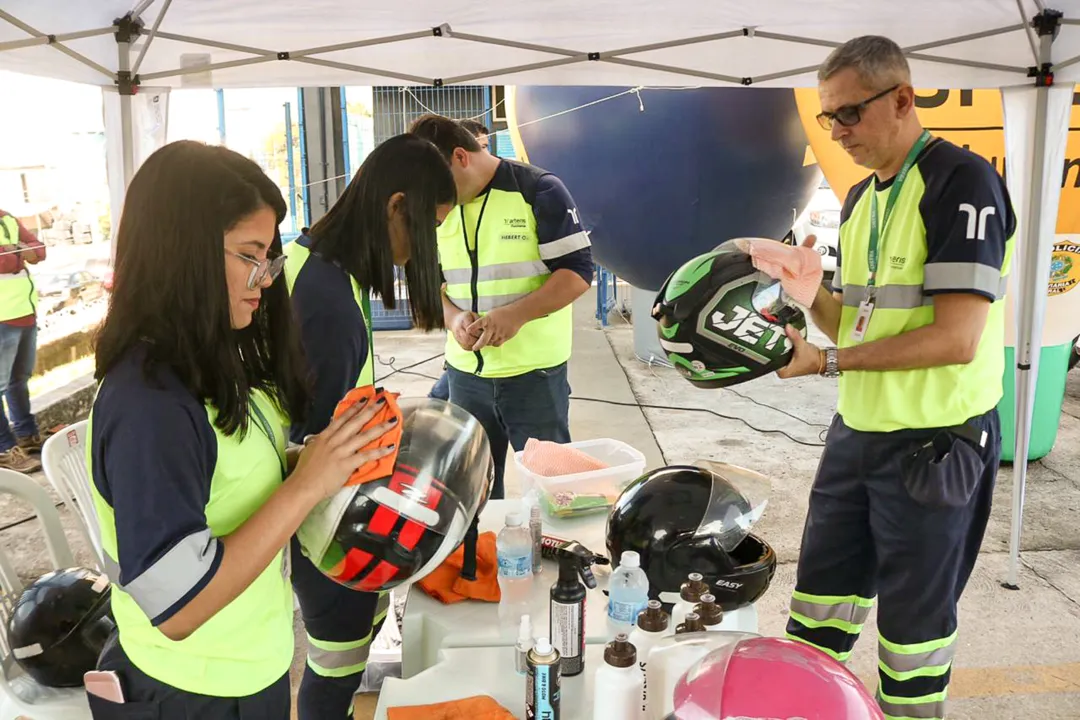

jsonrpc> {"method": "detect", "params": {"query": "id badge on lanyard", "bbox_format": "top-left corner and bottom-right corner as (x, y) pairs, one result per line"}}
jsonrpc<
(854, 130), (931, 343)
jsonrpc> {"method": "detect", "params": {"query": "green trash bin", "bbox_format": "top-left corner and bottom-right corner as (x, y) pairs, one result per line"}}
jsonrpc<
(998, 342), (1072, 462)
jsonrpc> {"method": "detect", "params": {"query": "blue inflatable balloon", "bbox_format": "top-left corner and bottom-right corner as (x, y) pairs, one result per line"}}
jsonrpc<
(509, 87), (820, 290)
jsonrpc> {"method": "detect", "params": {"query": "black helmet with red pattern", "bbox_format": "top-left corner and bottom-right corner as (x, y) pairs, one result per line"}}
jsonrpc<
(297, 398), (493, 592)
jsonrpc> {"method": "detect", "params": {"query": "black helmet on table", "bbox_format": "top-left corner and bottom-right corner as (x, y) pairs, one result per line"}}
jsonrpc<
(297, 398), (493, 592)
(606, 461), (776, 612)
(7, 567), (115, 688)
(651, 238), (807, 388)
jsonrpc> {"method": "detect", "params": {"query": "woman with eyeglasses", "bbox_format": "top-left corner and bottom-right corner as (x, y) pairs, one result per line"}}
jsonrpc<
(282, 132), (456, 719)
(86, 140), (397, 718)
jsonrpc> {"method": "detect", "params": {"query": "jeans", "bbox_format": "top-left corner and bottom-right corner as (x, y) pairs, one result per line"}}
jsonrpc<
(447, 363), (571, 500)
(0, 323), (38, 452)
(428, 370), (450, 401)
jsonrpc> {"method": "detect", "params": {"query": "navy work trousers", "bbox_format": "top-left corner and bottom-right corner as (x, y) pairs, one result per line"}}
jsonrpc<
(786, 409), (1000, 720)
(447, 362), (572, 500)
(88, 632), (290, 719)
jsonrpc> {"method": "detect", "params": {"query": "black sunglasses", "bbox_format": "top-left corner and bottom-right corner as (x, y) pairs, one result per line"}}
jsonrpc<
(816, 84), (900, 130)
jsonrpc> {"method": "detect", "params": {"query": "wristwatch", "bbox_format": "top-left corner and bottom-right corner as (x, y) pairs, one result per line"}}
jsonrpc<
(821, 347), (841, 378)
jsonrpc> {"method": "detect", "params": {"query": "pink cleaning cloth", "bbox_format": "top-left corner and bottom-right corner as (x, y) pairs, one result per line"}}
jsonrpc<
(736, 237), (823, 308)
(521, 438), (610, 477)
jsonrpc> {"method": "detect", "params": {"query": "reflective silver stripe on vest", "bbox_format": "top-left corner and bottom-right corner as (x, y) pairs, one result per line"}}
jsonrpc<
(103, 529), (221, 621)
(841, 284), (928, 309)
(447, 292), (531, 313)
(375, 590), (391, 619)
(790, 598), (873, 627)
(923, 262), (1007, 299)
(841, 274), (1007, 309)
(442, 260), (550, 286)
(879, 642), (956, 675)
(538, 230), (590, 260)
(877, 696), (946, 720)
(308, 641), (371, 671)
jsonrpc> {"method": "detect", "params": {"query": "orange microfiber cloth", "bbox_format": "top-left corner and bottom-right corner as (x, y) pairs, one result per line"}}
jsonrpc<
(387, 695), (516, 720)
(331, 386), (403, 486)
(520, 437), (609, 477)
(417, 530), (501, 604)
(735, 236), (824, 308)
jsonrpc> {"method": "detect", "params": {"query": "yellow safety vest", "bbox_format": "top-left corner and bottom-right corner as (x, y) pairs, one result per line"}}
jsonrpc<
(284, 239), (375, 387)
(836, 162), (1015, 432)
(438, 187), (573, 378)
(88, 389), (294, 697)
(0, 214), (37, 322)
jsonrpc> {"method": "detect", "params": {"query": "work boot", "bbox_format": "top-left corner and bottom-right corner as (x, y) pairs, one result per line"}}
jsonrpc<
(0, 446), (41, 473)
(16, 434), (43, 454)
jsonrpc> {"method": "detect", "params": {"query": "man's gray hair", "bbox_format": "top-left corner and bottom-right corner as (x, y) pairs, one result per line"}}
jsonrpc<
(818, 35), (911, 89)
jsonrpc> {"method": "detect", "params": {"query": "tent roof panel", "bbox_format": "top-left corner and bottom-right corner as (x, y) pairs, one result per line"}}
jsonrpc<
(0, 0), (1077, 88)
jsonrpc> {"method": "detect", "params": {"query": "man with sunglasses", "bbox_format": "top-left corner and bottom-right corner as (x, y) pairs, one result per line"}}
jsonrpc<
(776, 35), (1015, 720)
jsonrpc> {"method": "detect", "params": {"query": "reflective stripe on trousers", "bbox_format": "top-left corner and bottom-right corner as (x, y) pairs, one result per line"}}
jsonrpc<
(306, 591), (390, 678)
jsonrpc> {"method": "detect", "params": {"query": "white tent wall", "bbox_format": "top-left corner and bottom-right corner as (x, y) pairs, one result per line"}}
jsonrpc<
(102, 87), (170, 243)
(2, 1), (1079, 589)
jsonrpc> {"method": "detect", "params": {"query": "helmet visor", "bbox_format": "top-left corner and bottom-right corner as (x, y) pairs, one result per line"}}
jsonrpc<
(691, 460), (771, 553)
(751, 278), (801, 326)
(297, 398), (492, 567)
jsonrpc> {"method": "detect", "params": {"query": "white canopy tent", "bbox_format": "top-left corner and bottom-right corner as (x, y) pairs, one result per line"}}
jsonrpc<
(2, 0), (1078, 588)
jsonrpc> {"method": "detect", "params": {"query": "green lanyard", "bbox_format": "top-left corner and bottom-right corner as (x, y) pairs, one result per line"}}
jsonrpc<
(867, 130), (931, 292)
(249, 399), (286, 480)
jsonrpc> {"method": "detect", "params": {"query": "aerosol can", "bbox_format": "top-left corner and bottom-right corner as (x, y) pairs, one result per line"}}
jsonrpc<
(526, 636), (561, 720)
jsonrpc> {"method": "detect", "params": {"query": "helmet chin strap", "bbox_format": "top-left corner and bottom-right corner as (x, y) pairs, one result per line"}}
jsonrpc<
(459, 515), (480, 582)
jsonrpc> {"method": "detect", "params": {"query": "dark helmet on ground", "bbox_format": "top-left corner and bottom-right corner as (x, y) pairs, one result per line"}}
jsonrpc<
(651, 238), (807, 388)
(606, 461), (776, 612)
(7, 567), (115, 688)
(297, 398), (493, 592)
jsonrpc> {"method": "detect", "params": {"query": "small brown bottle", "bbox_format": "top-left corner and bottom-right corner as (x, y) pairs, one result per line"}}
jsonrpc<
(694, 592), (724, 631)
(675, 611), (705, 634)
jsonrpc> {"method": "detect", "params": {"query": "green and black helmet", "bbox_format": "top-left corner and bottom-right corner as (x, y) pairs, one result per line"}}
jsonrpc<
(650, 239), (807, 388)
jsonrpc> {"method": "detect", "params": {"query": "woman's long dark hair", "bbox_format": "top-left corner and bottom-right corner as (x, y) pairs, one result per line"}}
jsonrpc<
(306, 133), (456, 331)
(94, 140), (309, 436)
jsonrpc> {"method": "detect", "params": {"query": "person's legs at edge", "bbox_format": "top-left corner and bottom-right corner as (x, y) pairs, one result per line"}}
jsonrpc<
(0, 324), (37, 472)
(785, 415), (877, 664)
(448, 366), (510, 500)
(427, 370), (450, 401)
(868, 410), (1000, 720)
(9, 324), (41, 450)
(291, 536), (390, 720)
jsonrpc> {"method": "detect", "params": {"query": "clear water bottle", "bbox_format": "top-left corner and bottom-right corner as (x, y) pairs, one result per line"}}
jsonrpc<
(497, 511), (533, 629)
(607, 550), (650, 635)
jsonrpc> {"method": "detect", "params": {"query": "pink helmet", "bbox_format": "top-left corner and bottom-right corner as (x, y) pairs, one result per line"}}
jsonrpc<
(671, 636), (883, 720)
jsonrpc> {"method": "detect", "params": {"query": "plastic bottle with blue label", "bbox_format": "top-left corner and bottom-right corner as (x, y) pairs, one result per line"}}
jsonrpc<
(497, 511), (533, 629)
(607, 551), (650, 635)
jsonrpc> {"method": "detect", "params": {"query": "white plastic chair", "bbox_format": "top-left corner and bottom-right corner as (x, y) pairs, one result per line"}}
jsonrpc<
(0, 469), (92, 719)
(40, 422), (103, 570)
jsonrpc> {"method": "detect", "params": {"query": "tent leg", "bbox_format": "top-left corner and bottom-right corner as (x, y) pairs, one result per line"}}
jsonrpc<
(117, 19), (138, 189)
(1005, 10), (1064, 590)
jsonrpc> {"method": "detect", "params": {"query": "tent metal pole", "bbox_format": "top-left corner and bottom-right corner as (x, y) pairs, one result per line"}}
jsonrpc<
(904, 51), (1028, 74)
(132, 0), (173, 76)
(0, 27), (113, 52)
(442, 56), (588, 85)
(0, 8), (114, 78)
(749, 30), (843, 49)
(289, 30), (441, 58)
(580, 29), (745, 57)
(747, 63), (824, 85)
(444, 31), (580, 57)
(601, 57), (743, 85)
(131, 0), (158, 21)
(1053, 53), (1080, 71)
(117, 29), (136, 189)
(901, 23), (1026, 53)
(1016, 0), (1041, 63)
(152, 30), (271, 55)
(1006, 21), (1056, 590)
(292, 57), (432, 85)
(140, 55), (279, 81)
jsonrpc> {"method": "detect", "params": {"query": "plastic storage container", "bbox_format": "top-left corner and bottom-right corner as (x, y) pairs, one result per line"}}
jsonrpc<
(513, 438), (647, 519)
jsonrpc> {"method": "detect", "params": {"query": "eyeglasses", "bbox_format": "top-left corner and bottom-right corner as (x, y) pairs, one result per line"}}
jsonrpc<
(225, 247), (286, 290)
(815, 84), (899, 131)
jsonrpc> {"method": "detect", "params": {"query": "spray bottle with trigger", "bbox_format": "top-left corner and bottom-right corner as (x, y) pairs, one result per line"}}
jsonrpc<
(549, 543), (602, 678)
